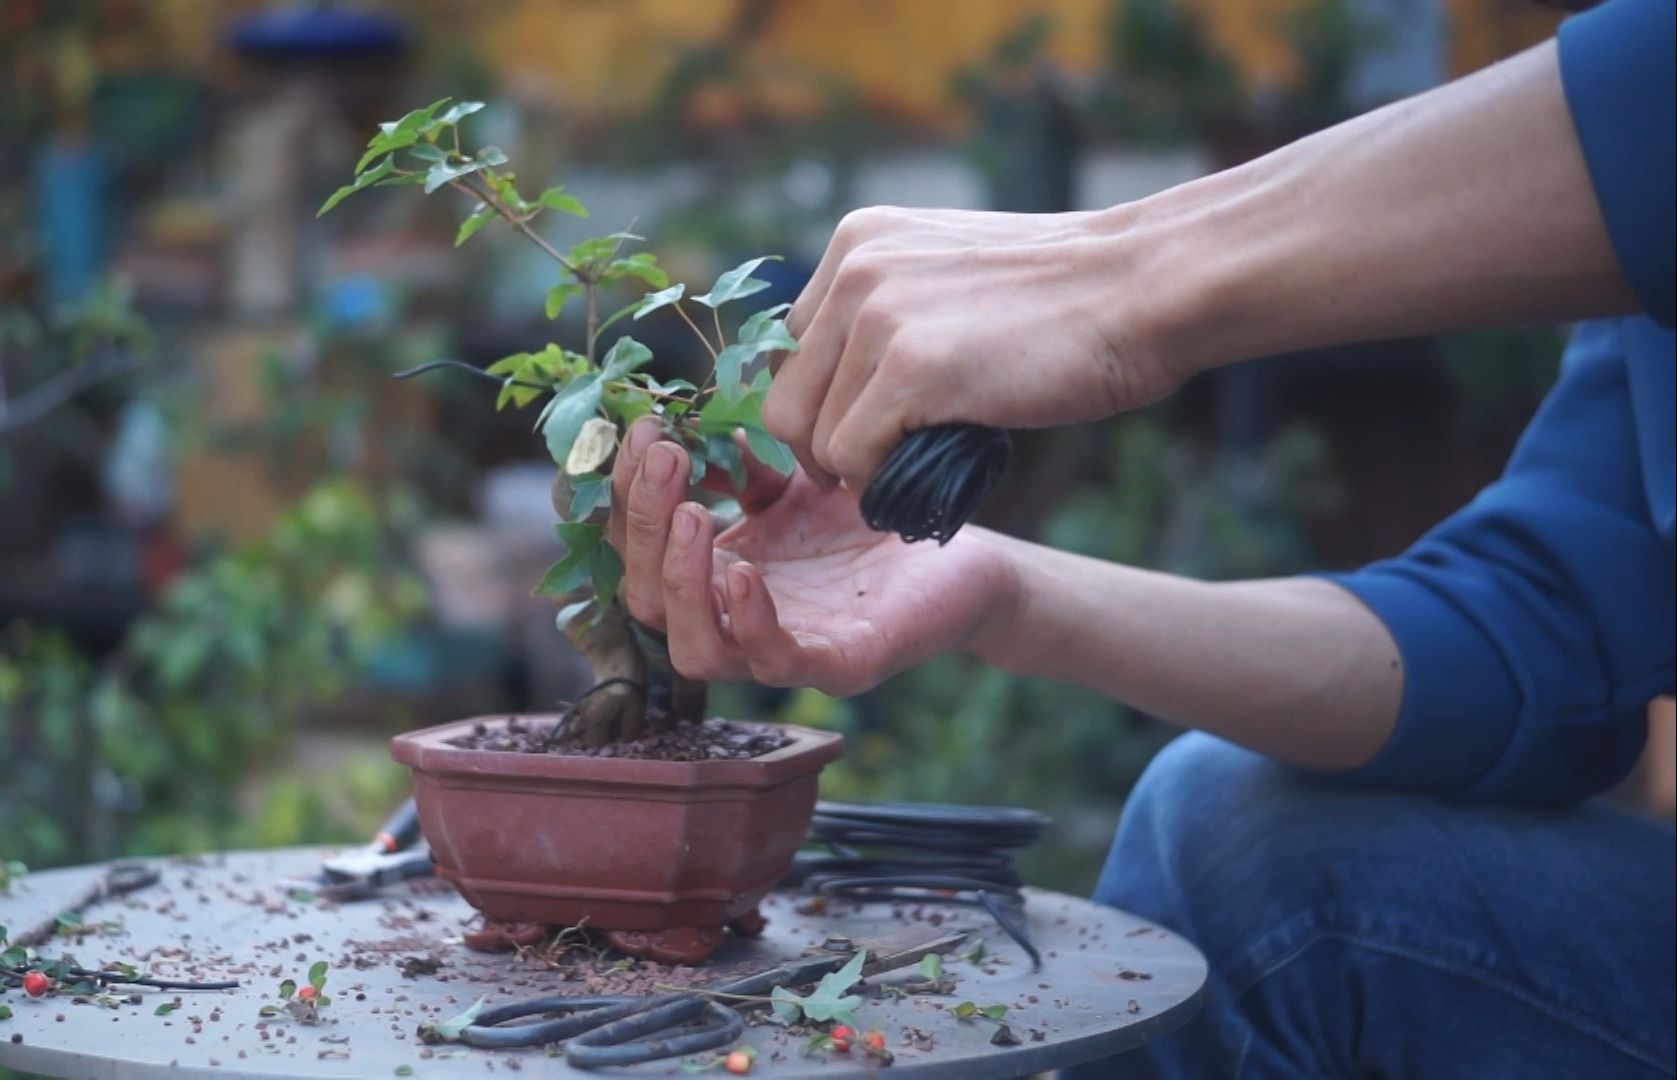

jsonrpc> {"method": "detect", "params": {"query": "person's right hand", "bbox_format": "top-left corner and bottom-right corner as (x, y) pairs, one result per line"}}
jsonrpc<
(763, 205), (1187, 492)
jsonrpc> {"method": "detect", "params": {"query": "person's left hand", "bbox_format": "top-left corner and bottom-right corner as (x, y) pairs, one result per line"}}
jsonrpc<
(607, 417), (1018, 697)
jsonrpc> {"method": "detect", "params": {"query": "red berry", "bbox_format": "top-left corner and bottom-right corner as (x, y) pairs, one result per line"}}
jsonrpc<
(724, 1049), (752, 1074)
(22, 972), (51, 998)
(297, 986), (318, 1001)
(829, 1024), (855, 1052)
(862, 1030), (887, 1054)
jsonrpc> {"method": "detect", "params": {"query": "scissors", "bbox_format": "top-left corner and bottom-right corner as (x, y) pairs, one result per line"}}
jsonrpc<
(451, 929), (968, 1068)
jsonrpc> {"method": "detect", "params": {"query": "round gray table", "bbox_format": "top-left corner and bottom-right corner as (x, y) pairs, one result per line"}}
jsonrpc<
(0, 849), (1204, 1078)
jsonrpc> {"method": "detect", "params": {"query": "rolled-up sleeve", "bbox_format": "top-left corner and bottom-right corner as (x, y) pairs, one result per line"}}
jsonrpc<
(1558, 0), (1675, 327)
(1326, 320), (1675, 804)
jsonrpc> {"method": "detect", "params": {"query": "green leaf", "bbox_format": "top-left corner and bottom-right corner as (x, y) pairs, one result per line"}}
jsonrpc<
(600, 336), (654, 381)
(437, 100), (485, 126)
(0, 1005), (12, 1020)
(605, 252), (668, 288)
(422, 147), (508, 194)
(712, 344), (753, 399)
(432, 997), (486, 1041)
(705, 435), (746, 490)
(318, 155), (397, 216)
(535, 523), (607, 599)
(538, 374), (604, 468)
(738, 303), (797, 350)
(544, 283), (581, 320)
(537, 186), (588, 216)
(455, 205), (494, 247)
(982, 1004), (1009, 1020)
(694, 256), (781, 308)
(308, 961), (328, 991)
(744, 427), (794, 476)
(568, 475), (610, 520)
(919, 953), (944, 981)
(769, 985), (804, 1025)
(377, 98), (450, 142)
(966, 941), (986, 963)
(953, 1001), (977, 1021)
(155, 1002), (177, 1016)
(793, 951), (866, 1024)
(395, 1067), (415, 1077)
(590, 543), (624, 608)
(279, 979), (296, 999)
(633, 283), (686, 321)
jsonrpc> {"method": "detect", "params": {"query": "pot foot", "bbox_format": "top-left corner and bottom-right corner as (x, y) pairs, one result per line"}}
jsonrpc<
(462, 917), (548, 953)
(605, 926), (723, 965)
(727, 908), (767, 938)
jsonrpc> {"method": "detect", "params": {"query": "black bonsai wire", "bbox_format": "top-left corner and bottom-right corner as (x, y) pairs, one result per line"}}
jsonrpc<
(860, 425), (1012, 545)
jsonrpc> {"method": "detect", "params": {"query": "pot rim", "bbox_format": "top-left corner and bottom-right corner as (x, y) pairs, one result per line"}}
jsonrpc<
(390, 715), (843, 788)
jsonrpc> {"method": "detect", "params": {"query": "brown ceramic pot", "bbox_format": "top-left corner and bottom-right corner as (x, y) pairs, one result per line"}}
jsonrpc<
(389, 717), (842, 956)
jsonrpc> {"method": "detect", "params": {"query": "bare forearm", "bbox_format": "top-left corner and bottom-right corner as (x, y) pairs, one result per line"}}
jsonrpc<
(1112, 40), (1633, 375)
(968, 533), (1401, 770)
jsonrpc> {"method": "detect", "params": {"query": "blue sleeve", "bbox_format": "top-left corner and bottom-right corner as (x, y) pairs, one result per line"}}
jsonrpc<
(1558, 0), (1675, 327)
(1325, 320), (1675, 804)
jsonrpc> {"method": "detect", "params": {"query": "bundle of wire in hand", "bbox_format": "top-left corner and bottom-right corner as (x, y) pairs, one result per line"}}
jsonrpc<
(860, 424), (1012, 545)
(781, 800), (1052, 969)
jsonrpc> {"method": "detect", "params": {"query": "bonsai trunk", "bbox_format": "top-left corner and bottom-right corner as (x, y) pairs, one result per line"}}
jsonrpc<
(559, 601), (711, 748)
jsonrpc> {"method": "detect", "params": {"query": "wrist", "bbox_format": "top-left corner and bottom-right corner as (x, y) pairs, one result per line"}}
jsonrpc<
(1087, 151), (1309, 382)
(959, 528), (1030, 668)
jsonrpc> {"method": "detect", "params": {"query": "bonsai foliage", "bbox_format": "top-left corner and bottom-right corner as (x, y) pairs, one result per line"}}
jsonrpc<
(321, 99), (798, 746)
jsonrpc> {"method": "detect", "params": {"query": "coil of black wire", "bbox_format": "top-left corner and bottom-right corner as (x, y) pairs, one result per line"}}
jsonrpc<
(781, 800), (1052, 969)
(859, 424), (1011, 545)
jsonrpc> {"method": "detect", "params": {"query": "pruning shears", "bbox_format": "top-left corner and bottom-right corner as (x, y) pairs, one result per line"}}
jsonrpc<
(276, 799), (433, 902)
(448, 929), (969, 1068)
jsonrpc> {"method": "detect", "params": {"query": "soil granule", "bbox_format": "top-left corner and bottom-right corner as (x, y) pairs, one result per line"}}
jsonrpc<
(447, 714), (792, 762)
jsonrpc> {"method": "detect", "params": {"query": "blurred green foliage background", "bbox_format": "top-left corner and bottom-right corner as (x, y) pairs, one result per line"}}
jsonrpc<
(1, 0), (1564, 897)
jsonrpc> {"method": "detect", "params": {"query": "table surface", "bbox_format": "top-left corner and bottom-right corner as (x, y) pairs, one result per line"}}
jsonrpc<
(0, 848), (1205, 1079)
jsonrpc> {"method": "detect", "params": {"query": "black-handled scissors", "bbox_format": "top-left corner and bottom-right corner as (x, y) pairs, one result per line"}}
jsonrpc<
(453, 929), (969, 1068)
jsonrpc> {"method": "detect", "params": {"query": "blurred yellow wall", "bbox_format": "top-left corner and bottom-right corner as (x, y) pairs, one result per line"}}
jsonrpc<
(467, 0), (1561, 126)
(132, 0), (1561, 127)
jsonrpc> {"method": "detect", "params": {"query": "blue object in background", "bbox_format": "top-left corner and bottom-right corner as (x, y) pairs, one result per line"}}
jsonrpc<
(33, 136), (111, 306)
(227, 5), (407, 58)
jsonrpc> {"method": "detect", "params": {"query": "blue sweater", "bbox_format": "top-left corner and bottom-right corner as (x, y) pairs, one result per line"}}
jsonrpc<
(1331, 0), (1675, 804)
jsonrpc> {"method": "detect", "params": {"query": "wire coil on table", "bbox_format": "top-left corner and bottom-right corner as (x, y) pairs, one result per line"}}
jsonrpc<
(782, 801), (1052, 969)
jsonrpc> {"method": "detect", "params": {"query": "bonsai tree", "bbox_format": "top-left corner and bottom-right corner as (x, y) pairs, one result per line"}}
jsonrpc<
(321, 99), (798, 748)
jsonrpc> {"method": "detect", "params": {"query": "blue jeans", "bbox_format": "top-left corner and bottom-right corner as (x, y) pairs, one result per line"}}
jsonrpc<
(1074, 733), (1676, 1079)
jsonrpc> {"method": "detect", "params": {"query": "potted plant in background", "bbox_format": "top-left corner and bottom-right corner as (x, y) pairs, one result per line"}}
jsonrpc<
(320, 99), (842, 964)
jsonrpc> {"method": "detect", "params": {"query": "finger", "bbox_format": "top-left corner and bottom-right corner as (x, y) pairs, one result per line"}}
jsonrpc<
(785, 208), (880, 340)
(824, 376), (912, 493)
(807, 307), (892, 485)
(724, 562), (809, 688)
(763, 300), (846, 490)
(696, 429), (794, 513)
(662, 502), (745, 680)
(609, 416), (663, 553)
(621, 440), (686, 629)
(726, 564), (863, 695)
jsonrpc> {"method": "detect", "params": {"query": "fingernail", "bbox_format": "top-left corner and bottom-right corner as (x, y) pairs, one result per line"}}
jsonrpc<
(644, 442), (679, 486)
(671, 503), (698, 543)
(727, 563), (751, 601)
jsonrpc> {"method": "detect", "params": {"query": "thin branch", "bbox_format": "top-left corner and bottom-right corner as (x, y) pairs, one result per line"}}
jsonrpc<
(393, 360), (545, 390)
(450, 176), (576, 274)
(711, 307), (726, 353)
(585, 281), (599, 364)
(0, 350), (142, 436)
(672, 304), (720, 361)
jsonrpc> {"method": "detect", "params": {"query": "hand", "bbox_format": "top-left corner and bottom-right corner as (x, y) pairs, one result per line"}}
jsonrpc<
(608, 417), (1019, 697)
(763, 205), (1185, 492)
